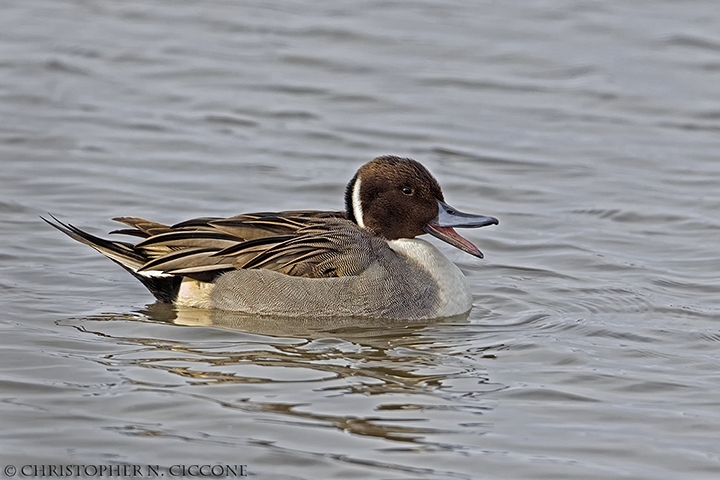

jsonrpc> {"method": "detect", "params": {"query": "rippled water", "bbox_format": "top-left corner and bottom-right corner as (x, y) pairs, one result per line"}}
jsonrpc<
(2, 1), (720, 478)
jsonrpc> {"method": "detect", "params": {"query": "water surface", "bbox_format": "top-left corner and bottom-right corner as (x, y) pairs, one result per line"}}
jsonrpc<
(2, 1), (720, 478)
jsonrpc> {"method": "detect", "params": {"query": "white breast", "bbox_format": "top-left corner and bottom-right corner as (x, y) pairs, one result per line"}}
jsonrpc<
(387, 238), (473, 317)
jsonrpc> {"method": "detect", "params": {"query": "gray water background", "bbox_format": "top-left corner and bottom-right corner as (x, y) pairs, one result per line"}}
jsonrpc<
(2, 1), (720, 478)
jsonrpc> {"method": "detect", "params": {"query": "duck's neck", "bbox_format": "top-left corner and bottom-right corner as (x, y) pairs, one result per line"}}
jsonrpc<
(344, 173), (363, 227)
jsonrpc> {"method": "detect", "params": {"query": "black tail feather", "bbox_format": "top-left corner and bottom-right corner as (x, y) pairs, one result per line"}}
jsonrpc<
(42, 214), (182, 303)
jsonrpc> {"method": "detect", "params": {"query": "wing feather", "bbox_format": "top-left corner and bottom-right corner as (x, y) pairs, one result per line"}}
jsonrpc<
(59, 210), (373, 282)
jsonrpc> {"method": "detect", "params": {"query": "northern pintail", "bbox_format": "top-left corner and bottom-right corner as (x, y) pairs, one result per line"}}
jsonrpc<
(44, 156), (498, 320)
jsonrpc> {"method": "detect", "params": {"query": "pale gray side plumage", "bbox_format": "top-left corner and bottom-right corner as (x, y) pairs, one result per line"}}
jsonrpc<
(209, 230), (440, 319)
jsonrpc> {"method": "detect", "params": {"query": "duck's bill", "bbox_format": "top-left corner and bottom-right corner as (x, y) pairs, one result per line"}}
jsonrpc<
(423, 200), (499, 258)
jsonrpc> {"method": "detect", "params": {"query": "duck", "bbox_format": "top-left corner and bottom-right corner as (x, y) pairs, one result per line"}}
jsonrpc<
(43, 155), (498, 320)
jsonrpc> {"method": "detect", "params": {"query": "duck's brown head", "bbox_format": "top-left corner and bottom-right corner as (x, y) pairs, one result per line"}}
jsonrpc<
(345, 155), (498, 258)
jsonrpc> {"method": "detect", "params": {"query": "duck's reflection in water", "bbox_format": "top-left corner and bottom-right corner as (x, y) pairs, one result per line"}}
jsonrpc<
(76, 303), (497, 447)
(142, 302), (470, 341)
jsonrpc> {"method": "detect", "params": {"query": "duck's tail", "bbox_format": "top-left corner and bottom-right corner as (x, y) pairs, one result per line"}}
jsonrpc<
(42, 214), (182, 303)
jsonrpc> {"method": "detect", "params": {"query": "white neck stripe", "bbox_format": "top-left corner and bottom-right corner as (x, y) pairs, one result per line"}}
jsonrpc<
(352, 176), (365, 228)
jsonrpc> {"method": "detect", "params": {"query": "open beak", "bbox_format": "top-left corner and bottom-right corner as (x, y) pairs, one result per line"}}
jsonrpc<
(423, 200), (498, 258)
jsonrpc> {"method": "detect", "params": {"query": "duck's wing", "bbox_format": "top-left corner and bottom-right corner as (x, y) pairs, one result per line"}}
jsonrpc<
(44, 210), (375, 302)
(221, 220), (375, 278)
(135, 211), (374, 280)
(110, 217), (180, 238)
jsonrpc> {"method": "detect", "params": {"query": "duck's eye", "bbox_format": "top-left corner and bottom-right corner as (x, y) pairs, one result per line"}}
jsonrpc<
(401, 186), (413, 195)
